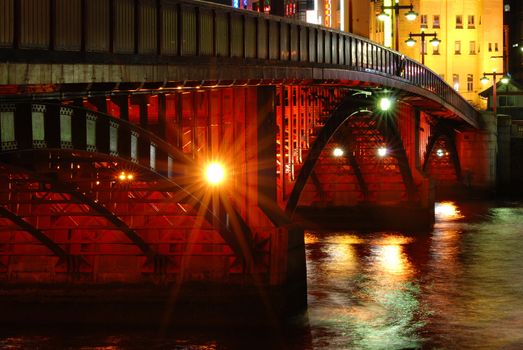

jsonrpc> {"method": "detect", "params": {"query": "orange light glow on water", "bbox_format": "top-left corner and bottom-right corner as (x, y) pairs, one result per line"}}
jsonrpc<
(370, 235), (413, 277)
(304, 232), (319, 244)
(435, 201), (463, 221)
(376, 244), (407, 275)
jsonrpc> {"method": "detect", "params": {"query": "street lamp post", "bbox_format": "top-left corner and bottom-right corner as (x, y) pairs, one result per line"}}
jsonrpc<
(405, 32), (441, 65)
(377, 1), (418, 51)
(480, 72), (510, 116)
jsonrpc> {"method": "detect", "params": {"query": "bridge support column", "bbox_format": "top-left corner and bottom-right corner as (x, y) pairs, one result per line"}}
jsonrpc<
(457, 112), (497, 193)
(497, 114), (512, 193)
(255, 86), (307, 314)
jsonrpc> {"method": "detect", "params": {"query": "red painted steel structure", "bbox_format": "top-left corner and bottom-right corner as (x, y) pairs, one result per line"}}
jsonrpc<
(0, 89), (281, 285)
(0, 0), (484, 324)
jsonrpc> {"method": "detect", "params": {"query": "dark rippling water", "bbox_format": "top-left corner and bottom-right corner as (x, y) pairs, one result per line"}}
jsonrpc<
(1, 201), (523, 349)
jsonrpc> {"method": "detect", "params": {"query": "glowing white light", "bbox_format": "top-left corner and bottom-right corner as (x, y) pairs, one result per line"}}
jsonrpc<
(377, 11), (389, 21)
(436, 149), (444, 157)
(205, 162), (225, 185)
(379, 97), (393, 111)
(333, 147), (344, 157)
(377, 147), (388, 157)
(405, 37), (416, 47)
(405, 10), (418, 21)
(501, 76), (510, 84)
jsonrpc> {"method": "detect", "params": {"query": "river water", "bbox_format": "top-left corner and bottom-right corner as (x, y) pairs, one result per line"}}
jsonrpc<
(1, 201), (523, 349)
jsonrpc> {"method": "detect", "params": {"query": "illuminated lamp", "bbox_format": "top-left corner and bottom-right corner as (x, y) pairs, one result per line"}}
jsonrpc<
(377, 147), (388, 157)
(405, 9), (418, 21)
(378, 97), (393, 111)
(205, 162), (226, 185)
(333, 147), (344, 157)
(405, 36), (416, 47)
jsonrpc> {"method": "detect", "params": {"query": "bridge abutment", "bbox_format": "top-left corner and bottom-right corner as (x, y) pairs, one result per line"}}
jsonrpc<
(455, 112), (498, 196)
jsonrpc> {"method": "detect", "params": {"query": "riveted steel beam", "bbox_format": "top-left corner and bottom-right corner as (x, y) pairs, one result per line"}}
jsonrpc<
(423, 122), (462, 181)
(375, 115), (417, 201)
(285, 94), (374, 217)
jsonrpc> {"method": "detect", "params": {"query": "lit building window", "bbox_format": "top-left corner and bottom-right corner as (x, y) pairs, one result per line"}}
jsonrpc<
(324, 0), (331, 27)
(495, 42), (499, 51)
(456, 15), (463, 29)
(467, 15), (475, 28)
(420, 15), (427, 28)
(455, 40), (461, 55)
(433, 15), (440, 28)
(467, 74), (473, 92)
(433, 43), (440, 55)
(453, 74), (459, 91)
(499, 96), (515, 107)
(469, 41), (476, 54)
(488, 43), (492, 52)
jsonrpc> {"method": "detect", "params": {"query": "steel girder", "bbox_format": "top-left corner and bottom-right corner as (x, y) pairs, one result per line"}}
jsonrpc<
(422, 121), (462, 182)
(285, 92), (419, 217)
(0, 103), (256, 274)
(285, 94), (374, 216)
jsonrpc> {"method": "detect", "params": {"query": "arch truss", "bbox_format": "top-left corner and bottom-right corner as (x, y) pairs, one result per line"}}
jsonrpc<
(0, 103), (260, 281)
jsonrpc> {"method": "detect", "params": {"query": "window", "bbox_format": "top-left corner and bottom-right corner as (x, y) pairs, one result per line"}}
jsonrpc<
(456, 15), (463, 28)
(455, 41), (461, 54)
(433, 44), (440, 55)
(499, 96), (515, 107)
(495, 43), (499, 51)
(467, 74), (473, 92)
(467, 15), (475, 28)
(433, 15), (440, 28)
(453, 74), (459, 91)
(469, 41), (476, 54)
(420, 15), (427, 28)
(488, 43), (492, 52)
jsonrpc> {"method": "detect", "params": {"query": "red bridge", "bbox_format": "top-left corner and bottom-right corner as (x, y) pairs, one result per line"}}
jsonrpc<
(0, 0), (492, 326)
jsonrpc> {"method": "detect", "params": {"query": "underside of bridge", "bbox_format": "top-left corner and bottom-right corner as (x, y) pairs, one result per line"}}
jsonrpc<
(0, 0), (493, 326)
(0, 77), (486, 325)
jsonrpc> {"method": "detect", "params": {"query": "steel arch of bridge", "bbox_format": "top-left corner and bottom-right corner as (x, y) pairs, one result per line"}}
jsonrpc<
(284, 94), (417, 217)
(422, 122), (462, 183)
(0, 103), (256, 275)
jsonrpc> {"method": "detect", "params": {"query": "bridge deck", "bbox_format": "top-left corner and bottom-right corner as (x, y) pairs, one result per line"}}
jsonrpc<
(0, 0), (480, 128)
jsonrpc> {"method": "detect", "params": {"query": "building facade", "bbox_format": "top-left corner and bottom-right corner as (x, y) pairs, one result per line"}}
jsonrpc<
(505, 0), (523, 81)
(228, 0), (505, 108)
(372, 0), (504, 108)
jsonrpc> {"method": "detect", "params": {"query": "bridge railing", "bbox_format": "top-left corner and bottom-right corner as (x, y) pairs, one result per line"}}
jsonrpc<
(0, 0), (478, 122)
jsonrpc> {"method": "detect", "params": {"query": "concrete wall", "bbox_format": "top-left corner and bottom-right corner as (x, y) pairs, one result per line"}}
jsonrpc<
(457, 111), (497, 190)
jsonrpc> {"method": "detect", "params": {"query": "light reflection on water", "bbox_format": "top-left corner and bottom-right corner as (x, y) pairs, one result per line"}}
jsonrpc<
(2, 201), (523, 349)
(306, 231), (423, 350)
(306, 201), (523, 349)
